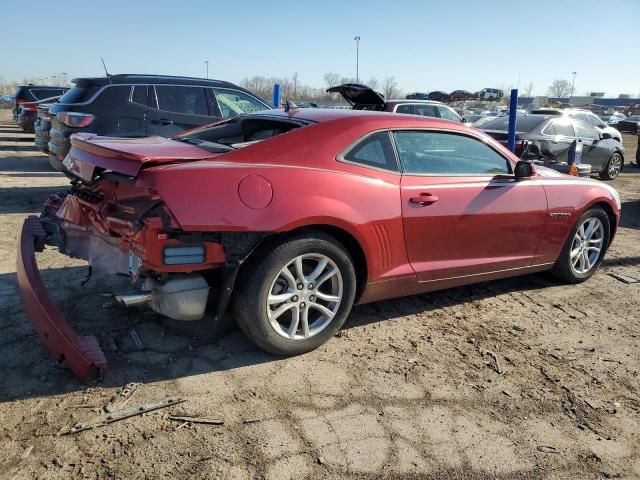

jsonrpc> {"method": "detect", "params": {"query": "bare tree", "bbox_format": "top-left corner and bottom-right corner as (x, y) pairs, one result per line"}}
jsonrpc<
(292, 72), (299, 96)
(382, 77), (398, 99)
(523, 82), (534, 97)
(547, 79), (572, 98)
(367, 77), (379, 90)
(323, 73), (340, 89)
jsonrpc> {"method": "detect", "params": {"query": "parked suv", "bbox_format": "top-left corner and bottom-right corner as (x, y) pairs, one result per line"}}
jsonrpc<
(47, 74), (271, 171)
(12, 85), (69, 122)
(17, 96), (60, 133)
(476, 88), (504, 101)
(327, 84), (462, 122)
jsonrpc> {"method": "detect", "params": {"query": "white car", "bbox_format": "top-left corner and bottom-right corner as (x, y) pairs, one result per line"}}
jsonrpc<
(532, 108), (623, 143)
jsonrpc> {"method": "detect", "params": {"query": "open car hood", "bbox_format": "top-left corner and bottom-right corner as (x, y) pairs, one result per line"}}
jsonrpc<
(326, 83), (386, 108)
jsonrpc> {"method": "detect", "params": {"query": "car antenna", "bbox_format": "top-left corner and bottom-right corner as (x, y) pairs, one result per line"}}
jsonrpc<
(284, 100), (298, 112)
(101, 57), (112, 84)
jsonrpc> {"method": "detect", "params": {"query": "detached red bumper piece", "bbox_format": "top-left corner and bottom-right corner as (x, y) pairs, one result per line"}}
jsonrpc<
(17, 216), (107, 379)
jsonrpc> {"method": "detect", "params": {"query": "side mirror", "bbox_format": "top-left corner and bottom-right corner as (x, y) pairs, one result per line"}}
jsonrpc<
(514, 160), (536, 180)
(601, 132), (612, 140)
(461, 117), (468, 123)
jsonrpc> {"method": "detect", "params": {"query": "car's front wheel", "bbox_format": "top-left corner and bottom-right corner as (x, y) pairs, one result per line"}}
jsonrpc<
(232, 231), (357, 355)
(551, 208), (610, 283)
(599, 152), (623, 180)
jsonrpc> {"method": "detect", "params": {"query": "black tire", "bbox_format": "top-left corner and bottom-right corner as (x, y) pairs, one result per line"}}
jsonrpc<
(232, 231), (357, 356)
(550, 208), (610, 284)
(599, 152), (623, 180)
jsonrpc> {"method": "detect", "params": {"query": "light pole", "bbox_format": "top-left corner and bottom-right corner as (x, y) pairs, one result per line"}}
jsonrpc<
(570, 71), (577, 97)
(205, 60), (209, 79)
(354, 36), (361, 83)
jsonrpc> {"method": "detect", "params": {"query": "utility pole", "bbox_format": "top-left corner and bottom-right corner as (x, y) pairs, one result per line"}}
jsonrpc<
(571, 71), (577, 97)
(205, 61), (209, 79)
(354, 36), (361, 83)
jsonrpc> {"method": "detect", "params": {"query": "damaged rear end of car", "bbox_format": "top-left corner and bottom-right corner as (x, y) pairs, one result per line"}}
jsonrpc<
(18, 130), (271, 378)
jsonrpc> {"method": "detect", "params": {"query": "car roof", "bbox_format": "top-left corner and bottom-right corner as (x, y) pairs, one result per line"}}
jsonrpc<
(252, 107), (464, 127)
(385, 99), (444, 106)
(71, 74), (239, 88)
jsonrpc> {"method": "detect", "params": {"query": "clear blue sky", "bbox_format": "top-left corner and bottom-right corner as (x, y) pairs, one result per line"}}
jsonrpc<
(2, 0), (639, 96)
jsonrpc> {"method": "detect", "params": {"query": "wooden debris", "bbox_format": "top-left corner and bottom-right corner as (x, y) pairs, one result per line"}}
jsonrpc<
(168, 415), (224, 425)
(485, 350), (503, 374)
(66, 397), (185, 434)
(608, 272), (639, 284)
(105, 383), (141, 412)
(537, 445), (560, 454)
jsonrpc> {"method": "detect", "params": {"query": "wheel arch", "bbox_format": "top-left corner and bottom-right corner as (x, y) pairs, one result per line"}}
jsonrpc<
(587, 201), (617, 246)
(241, 223), (369, 303)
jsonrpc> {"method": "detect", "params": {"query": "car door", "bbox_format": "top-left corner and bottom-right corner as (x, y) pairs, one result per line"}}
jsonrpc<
(146, 85), (215, 136)
(573, 120), (610, 171)
(395, 129), (548, 282)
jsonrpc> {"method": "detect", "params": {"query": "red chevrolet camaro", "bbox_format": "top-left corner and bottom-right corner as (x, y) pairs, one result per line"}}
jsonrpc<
(18, 108), (621, 378)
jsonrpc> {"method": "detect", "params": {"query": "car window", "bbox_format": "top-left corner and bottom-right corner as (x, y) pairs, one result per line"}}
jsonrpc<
(342, 132), (398, 172)
(394, 131), (511, 175)
(414, 104), (437, 117)
(30, 88), (65, 100)
(130, 86), (147, 106)
(155, 86), (208, 116)
(213, 88), (269, 118)
(586, 114), (605, 128)
(481, 116), (546, 131)
(544, 123), (557, 135)
(58, 85), (101, 104)
(574, 113), (590, 123)
(573, 120), (599, 139)
(553, 120), (575, 137)
(437, 106), (460, 122)
(395, 104), (414, 114)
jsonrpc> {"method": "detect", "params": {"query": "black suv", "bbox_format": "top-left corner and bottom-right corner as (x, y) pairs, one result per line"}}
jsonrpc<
(47, 74), (271, 171)
(12, 85), (69, 121)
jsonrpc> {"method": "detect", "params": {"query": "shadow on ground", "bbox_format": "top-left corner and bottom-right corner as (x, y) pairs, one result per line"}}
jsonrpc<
(0, 261), (558, 403)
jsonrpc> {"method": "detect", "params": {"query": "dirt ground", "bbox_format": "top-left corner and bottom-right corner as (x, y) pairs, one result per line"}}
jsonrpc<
(0, 109), (639, 480)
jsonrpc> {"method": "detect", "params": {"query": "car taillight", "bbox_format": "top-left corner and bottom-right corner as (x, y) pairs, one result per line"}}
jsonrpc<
(56, 112), (95, 128)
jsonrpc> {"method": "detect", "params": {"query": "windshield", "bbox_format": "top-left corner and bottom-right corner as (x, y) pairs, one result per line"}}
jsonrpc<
(480, 116), (547, 132)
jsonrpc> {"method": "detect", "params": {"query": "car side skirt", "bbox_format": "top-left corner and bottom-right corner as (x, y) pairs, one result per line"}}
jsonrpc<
(357, 262), (555, 304)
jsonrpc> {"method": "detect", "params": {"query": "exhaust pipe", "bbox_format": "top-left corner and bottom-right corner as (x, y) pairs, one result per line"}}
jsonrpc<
(114, 292), (153, 307)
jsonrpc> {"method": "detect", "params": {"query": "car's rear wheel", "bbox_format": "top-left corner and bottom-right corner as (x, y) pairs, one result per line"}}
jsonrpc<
(550, 208), (610, 283)
(599, 152), (622, 180)
(232, 231), (357, 355)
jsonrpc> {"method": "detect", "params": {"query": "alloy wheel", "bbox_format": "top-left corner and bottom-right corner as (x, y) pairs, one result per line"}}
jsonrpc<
(266, 254), (343, 340)
(608, 154), (622, 179)
(569, 217), (604, 274)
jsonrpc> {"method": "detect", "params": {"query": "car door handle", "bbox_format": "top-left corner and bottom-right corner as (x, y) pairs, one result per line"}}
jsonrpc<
(151, 119), (174, 125)
(410, 193), (439, 206)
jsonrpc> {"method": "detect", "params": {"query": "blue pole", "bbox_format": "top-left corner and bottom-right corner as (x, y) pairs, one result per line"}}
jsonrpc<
(272, 84), (281, 108)
(507, 88), (518, 153)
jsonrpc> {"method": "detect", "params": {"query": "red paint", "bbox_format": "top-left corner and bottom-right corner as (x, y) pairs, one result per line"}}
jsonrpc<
(17, 217), (106, 379)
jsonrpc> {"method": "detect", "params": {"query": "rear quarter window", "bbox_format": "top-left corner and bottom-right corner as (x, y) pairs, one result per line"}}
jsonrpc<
(29, 88), (66, 100)
(58, 85), (101, 104)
